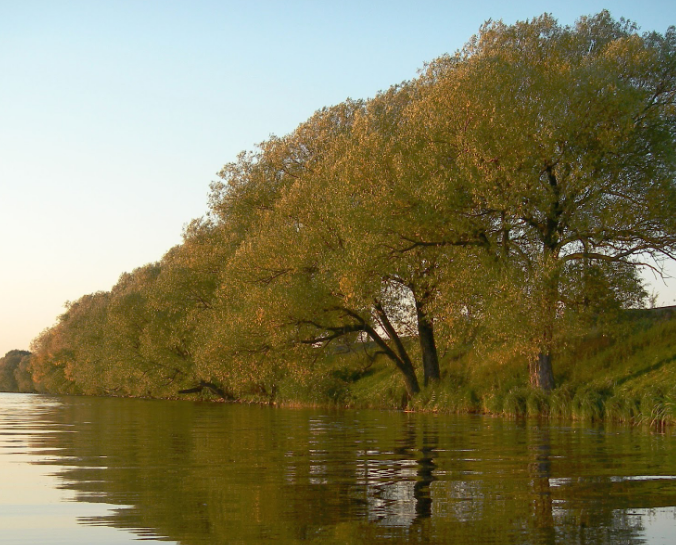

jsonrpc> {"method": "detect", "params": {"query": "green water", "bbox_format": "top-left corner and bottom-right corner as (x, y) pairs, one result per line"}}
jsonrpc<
(1, 393), (676, 544)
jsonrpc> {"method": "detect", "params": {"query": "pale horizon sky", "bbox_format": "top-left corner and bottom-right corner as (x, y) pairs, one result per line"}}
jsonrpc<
(2, 0), (676, 356)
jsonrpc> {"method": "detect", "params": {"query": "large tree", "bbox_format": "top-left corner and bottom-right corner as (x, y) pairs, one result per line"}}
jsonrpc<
(336, 82), (496, 386)
(140, 219), (235, 398)
(408, 12), (676, 389)
(23, 11), (675, 401)
(201, 101), (446, 398)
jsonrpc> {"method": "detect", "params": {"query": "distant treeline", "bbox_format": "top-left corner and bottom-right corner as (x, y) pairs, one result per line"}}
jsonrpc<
(10, 13), (676, 402)
(0, 350), (32, 392)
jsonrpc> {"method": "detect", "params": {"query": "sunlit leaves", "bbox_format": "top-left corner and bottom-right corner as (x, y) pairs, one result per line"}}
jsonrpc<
(22, 11), (676, 398)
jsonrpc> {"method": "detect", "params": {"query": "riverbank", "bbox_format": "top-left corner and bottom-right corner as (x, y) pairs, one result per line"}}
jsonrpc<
(3, 309), (675, 426)
(266, 308), (676, 426)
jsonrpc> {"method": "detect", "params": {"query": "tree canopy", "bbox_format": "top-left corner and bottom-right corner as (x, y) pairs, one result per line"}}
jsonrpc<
(21, 12), (676, 400)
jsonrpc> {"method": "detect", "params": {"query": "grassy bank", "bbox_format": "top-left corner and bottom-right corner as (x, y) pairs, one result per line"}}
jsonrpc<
(266, 309), (676, 426)
(7, 310), (675, 427)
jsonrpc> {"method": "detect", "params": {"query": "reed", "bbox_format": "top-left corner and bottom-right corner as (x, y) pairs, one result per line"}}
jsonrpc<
(501, 388), (528, 417)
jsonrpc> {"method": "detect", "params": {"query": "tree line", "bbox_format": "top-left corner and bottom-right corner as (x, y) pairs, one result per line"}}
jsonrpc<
(7, 13), (676, 402)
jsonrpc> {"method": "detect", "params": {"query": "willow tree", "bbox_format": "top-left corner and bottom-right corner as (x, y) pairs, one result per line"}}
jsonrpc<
(412, 12), (676, 390)
(194, 104), (371, 397)
(336, 81), (501, 386)
(138, 219), (237, 398)
(27, 291), (111, 395)
(200, 100), (446, 398)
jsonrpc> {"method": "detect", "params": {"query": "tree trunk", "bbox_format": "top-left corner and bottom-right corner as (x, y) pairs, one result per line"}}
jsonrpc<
(330, 307), (421, 398)
(374, 302), (420, 398)
(366, 324), (421, 397)
(396, 360), (422, 399)
(530, 351), (555, 392)
(416, 302), (440, 386)
(531, 303), (556, 392)
(531, 252), (559, 393)
(178, 381), (233, 400)
(374, 302), (415, 371)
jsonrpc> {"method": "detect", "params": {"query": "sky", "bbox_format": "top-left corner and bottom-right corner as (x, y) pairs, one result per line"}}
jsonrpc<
(2, 0), (676, 356)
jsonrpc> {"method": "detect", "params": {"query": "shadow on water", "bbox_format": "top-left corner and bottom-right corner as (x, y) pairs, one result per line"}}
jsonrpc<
(9, 395), (676, 544)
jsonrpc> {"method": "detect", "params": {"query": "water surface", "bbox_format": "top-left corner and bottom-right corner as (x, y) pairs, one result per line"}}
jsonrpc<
(1, 393), (676, 544)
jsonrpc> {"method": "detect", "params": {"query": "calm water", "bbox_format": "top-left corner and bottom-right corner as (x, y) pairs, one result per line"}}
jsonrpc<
(1, 393), (676, 544)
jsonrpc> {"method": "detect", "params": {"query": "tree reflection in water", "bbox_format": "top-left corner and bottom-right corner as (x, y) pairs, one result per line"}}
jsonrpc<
(413, 424), (437, 520)
(528, 425), (555, 545)
(20, 396), (676, 545)
(354, 416), (438, 527)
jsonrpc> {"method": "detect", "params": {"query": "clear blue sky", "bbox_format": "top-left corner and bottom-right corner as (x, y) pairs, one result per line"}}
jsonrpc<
(2, 0), (675, 356)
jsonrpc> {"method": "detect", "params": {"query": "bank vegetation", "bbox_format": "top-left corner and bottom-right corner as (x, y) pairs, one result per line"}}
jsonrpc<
(3, 12), (676, 424)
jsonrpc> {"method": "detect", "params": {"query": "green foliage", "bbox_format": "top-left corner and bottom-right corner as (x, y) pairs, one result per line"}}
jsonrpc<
(415, 12), (675, 389)
(548, 385), (576, 419)
(604, 394), (641, 423)
(637, 388), (669, 426)
(22, 12), (676, 413)
(571, 386), (605, 422)
(526, 389), (550, 417)
(501, 388), (528, 417)
(0, 350), (31, 392)
(275, 370), (351, 407)
(347, 362), (411, 410)
(409, 380), (479, 413)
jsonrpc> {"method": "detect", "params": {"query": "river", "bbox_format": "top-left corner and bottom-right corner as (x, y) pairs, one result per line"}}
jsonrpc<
(1, 393), (675, 544)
